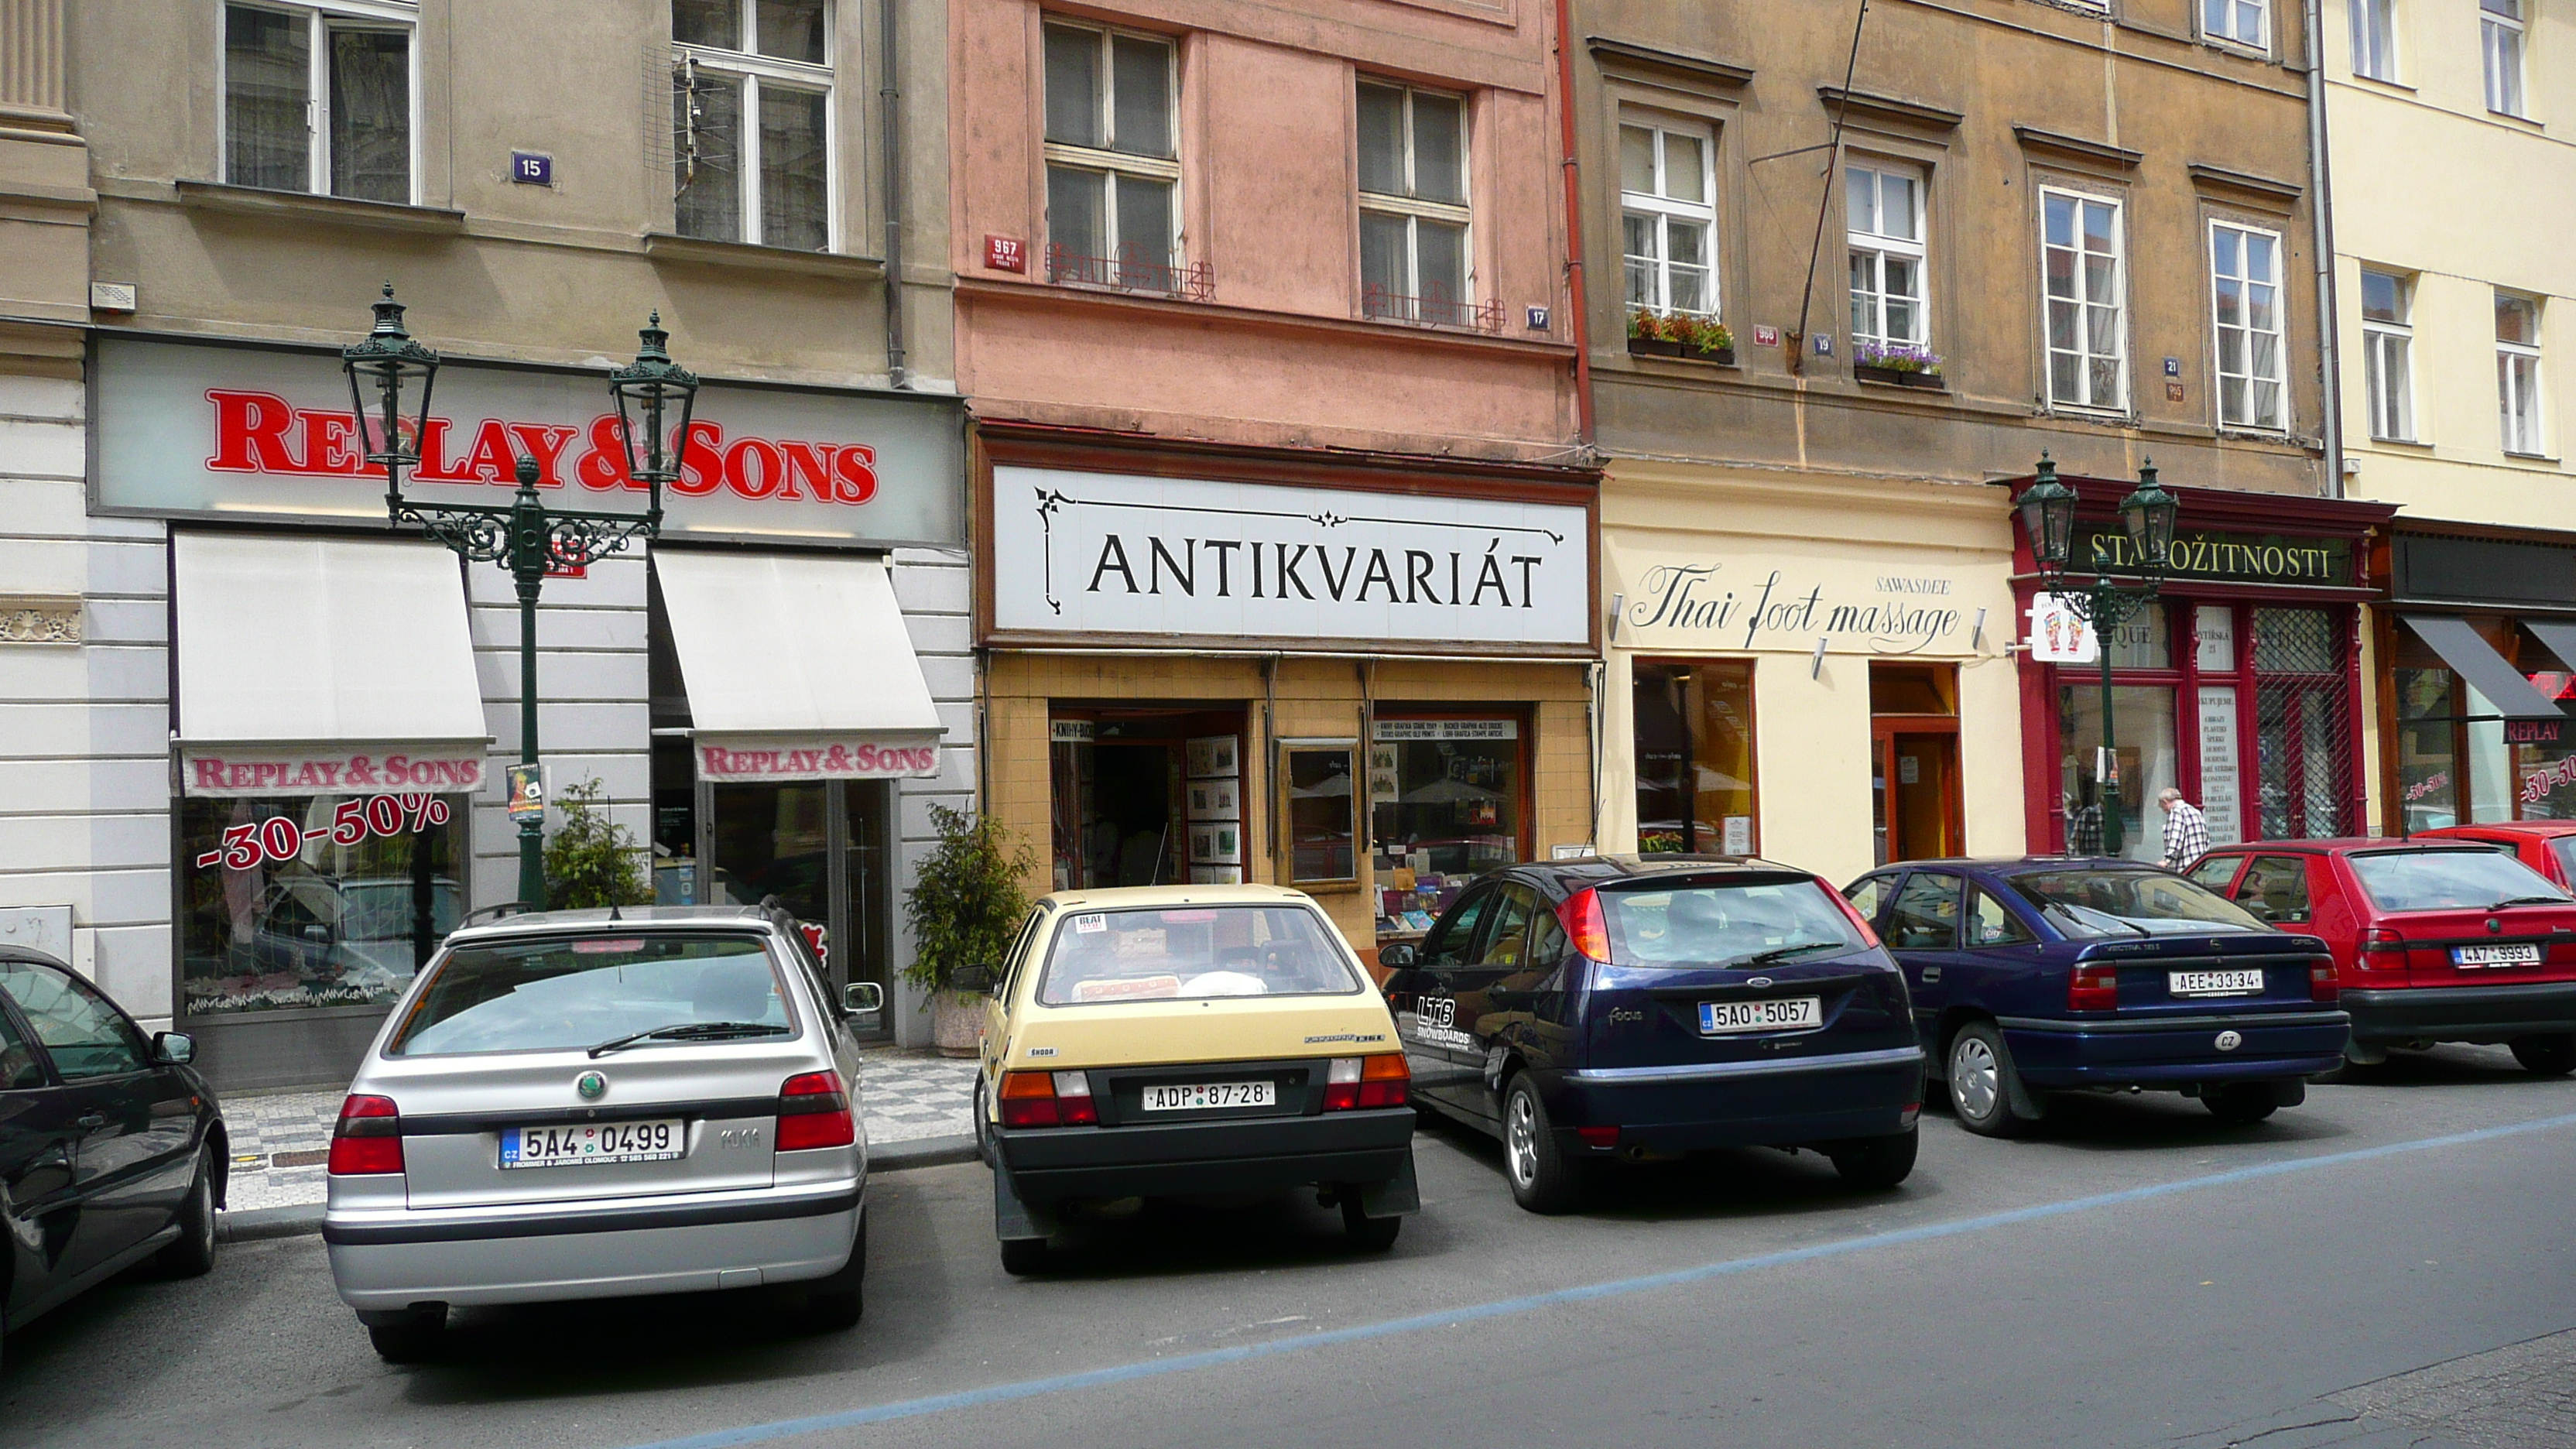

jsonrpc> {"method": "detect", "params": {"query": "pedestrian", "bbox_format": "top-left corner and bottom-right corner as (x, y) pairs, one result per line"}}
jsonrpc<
(2064, 790), (2103, 856)
(2158, 787), (2210, 872)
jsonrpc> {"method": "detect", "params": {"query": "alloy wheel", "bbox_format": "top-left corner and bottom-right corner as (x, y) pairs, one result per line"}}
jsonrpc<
(1951, 1036), (2001, 1122)
(1506, 1091), (1539, 1187)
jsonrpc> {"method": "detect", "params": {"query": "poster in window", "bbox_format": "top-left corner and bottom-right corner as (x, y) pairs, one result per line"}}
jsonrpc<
(1185, 735), (1239, 779)
(1187, 822), (1241, 864)
(1187, 778), (1240, 821)
(1187, 865), (1244, 885)
(1722, 815), (1753, 855)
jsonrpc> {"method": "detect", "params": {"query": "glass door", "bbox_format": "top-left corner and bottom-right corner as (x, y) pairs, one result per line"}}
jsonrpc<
(703, 779), (889, 1040)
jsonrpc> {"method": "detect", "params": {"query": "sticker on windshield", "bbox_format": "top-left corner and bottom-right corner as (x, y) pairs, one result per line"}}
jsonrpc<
(1073, 913), (1106, 933)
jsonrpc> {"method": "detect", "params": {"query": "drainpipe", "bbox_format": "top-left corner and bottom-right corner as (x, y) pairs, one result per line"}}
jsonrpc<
(880, 0), (908, 389)
(2304, 0), (2343, 498)
(1553, 0), (1593, 444)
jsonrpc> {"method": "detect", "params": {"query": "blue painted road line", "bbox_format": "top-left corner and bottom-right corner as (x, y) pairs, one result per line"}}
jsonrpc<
(615, 1110), (2576, 1449)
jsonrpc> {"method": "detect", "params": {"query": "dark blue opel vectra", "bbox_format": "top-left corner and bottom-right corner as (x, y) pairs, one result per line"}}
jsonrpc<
(1379, 857), (1921, 1212)
(1841, 858), (2350, 1136)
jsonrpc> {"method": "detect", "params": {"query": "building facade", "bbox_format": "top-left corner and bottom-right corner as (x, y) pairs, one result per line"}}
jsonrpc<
(950, 0), (1598, 965)
(0, 0), (970, 1088)
(1574, 0), (2382, 885)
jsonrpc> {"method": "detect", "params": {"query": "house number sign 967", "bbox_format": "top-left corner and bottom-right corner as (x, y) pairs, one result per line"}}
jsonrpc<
(194, 793), (454, 870)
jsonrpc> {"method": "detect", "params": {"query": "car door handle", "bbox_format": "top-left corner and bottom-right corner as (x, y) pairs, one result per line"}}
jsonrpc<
(1920, 968), (1941, 982)
(77, 1112), (109, 1129)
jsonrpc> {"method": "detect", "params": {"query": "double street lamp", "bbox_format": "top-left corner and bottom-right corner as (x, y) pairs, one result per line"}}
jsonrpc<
(2017, 454), (2180, 857)
(342, 285), (701, 909)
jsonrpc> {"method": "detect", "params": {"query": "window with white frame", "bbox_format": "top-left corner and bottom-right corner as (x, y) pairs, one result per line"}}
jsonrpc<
(222, 2), (413, 204)
(2042, 189), (2127, 412)
(2204, 0), (2269, 49)
(2211, 221), (2286, 430)
(2484, 0), (2527, 117)
(1847, 162), (1927, 349)
(1042, 21), (1180, 290)
(2348, 0), (2397, 81)
(1620, 119), (1715, 317)
(2499, 291), (2545, 455)
(1358, 82), (1475, 326)
(672, 0), (833, 251)
(2361, 269), (2415, 442)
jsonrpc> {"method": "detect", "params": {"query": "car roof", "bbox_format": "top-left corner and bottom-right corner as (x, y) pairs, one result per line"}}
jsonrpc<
(2419, 820), (2576, 838)
(441, 904), (790, 947)
(1040, 883), (1320, 912)
(2198, 837), (2510, 856)
(1858, 856), (2169, 875)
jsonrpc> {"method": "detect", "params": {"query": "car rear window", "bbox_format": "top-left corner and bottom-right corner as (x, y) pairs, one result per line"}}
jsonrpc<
(1036, 906), (1360, 1006)
(2347, 849), (2571, 913)
(389, 933), (793, 1057)
(2552, 838), (2576, 889)
(2006, 869), (2267, 937)
(1599, 878), (1867, 968)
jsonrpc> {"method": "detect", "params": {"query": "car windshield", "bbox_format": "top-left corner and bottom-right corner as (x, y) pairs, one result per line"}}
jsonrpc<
(2553, 838), (2576, 889)
(2006, 869), (2267, 937)
(388, 933), (792, 1056)
(1035, 906), (1361, 1005)
(1599, 878), (1867, 967)
(2348, 849), (2572, 913)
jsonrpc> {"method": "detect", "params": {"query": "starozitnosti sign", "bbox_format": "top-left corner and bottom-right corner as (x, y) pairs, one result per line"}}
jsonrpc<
(2073, 526), (2353, 587)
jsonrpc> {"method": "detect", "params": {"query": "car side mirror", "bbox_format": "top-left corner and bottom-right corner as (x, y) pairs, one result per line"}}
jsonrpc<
(1378, 943), (1418, 970)
(841, 981), (884, 1016)
(153, 1031), (195, 1066)
(950, 964), (996, 996)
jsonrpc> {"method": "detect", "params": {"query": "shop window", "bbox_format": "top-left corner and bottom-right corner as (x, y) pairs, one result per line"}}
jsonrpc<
(673, 0), (834, 250)
(223, 2), (413, 204)
(1372, 716), (1524, 936)
(180, 791), (463, 1017)
(2393, 666), (2461, 832)
(1050, 710), (1242, 891)
(2057, 684), (2178, 862)
(1632, 661), (1756, 856)
(2105, 601), (2172, 669)
(2252, 608), (2352, 840)
(1279, 740), (1359, 886)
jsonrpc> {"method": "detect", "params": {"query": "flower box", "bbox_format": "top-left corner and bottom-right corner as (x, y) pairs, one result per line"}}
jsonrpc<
(1855, 364), (1945, 389)
(1629, 338), (1736, 366)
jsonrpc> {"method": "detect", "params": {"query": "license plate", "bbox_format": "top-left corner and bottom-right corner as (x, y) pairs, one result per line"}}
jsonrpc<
(500, 1118), (685, 1170)
(2454, 943), (2543, 967)
(2170, 968), (2266, 997)
(1139, 1081), (1276, 1112)
(1699, 997), (1822, 1034)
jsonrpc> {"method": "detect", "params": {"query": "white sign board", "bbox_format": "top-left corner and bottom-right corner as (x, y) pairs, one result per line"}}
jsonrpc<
(2027, 593), (2099, 663)
(2197, 689), (2243, 848)
(991, 466), (1588, 649)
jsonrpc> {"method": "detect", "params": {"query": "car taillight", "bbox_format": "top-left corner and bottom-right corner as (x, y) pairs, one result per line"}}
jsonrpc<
(2358, 927), (2407, 971)
(997, 1069), (1095, 1128)
(2309, 954), (2339, 1002)
(1562, 888), (1612, 963)
(776, 1070), (856, 1151)
(327, 1094), (403, 1175)
(1831, 889), (1883, 949)
(1576, 1125), (1619, 1150)
(2067, 961), (2119, 1012)
(1324, 1054), (1409, 1110)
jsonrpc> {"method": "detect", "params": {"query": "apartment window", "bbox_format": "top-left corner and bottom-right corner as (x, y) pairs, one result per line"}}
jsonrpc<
(2204, 0), (2269, 49)
(1042, 21), (1182, 292)
(2043, 190), (2127, 412)
(1847, 163), (1927, 348)
(2499, 292), (2545, 455)
(672, 0), (833, 251)
(2349, 0), (2397, 80)
(2211, 222), (2286, 430)
(222, 2), (413, 204)
(1620, 120), (1716, 316)
(2484, 0), (2527, 117)
(1359, 82), (1478, 327)
(2361, 269), (2415, 442)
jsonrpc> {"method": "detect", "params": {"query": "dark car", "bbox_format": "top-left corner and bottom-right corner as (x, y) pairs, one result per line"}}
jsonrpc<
(2186, 838), (2576, 1074)
(1844, 859), (2348, 1136)
(1379, 856), (1922, 1212)
(2, 945), (227, 1368)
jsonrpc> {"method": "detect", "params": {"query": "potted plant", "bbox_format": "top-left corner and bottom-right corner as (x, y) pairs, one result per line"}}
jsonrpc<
(903, 803), (1036, 1056)
(1852, 341), (1947, 389)
(1627, 307), (1735, 364)
(1673, 313), (1736, 365)
(542, 778), (653, 909)
(1626, 306), (1684, 357)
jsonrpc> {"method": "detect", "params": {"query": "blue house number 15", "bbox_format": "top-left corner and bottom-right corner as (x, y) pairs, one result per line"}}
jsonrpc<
(511, 152), (552, 186)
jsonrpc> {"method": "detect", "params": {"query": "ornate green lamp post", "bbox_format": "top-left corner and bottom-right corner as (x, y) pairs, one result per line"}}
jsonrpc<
(344, 286), (699, 908)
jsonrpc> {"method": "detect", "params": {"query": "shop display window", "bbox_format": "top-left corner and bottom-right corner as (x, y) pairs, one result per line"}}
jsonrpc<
(1371, 716), (1526, 937)
(1631, 661), (1756, 856)
(179, 792), (463, 1016)
(1279, 742), (1358, 886)
(1050, 709), (1243, 891)
(2057, 684), (2178, 862)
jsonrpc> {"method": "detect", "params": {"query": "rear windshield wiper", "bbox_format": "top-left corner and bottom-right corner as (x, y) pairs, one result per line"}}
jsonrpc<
(2489, 895), (2569, 910)
(589, 1020), (790, 1058)
(2041, 902), (2150, 939)
(1732, 941), (1848, 968)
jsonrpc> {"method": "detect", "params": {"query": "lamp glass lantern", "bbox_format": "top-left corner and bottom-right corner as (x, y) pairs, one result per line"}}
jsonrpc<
(341, 283), (440, 500)
(2016, 453), (2078, 579)
(608, 310), (700, 516)
(2119, 461), (2180, 577)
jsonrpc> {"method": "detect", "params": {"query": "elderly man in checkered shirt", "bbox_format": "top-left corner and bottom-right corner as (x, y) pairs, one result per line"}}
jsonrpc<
(2158, 787), (2211, 872)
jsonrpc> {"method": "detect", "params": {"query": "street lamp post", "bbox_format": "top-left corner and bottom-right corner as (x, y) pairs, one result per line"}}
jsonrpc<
(2018, 454), (2180, 857)
(344, 285), (700, 909)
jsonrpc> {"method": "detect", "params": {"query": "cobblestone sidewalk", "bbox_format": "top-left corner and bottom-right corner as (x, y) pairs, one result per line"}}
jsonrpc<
(218, 1046), (980, 1213)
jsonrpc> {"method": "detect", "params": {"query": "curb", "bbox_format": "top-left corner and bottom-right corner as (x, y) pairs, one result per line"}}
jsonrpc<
(213, 1132), (985, 1244)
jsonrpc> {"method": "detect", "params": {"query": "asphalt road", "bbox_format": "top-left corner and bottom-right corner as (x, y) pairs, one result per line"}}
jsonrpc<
(6, 1046), (2574, 1449)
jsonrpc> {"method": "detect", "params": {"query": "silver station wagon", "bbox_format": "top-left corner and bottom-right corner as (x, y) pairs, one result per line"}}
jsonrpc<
(322, 905), (879, 1362)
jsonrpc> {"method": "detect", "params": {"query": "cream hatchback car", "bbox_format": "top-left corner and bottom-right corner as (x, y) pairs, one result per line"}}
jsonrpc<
(322, 904), (879, 1361)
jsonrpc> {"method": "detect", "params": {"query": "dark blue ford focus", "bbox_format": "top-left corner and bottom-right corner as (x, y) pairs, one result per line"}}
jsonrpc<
(1379, 856), (1922, 1213)
(1841, 858), (2351, 1136)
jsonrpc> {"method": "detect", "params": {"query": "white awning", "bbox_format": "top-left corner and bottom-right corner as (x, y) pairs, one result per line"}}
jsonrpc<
(653, 550), (946, 782)
(173, 532), (491, 796)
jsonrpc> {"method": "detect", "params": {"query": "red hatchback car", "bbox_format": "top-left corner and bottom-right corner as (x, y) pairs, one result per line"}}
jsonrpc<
(2185, 839), (2576, 1076)
(2417, 820), (2576, 891)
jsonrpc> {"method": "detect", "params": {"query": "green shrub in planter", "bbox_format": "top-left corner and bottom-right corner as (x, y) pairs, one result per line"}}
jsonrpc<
(542, 778), (653, 909)
(902, 804), (1036, 998)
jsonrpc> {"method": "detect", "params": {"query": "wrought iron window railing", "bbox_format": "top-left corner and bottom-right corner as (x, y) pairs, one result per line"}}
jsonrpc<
(1362, 284), (1502, 333)
(1046, 244), (1214, 301)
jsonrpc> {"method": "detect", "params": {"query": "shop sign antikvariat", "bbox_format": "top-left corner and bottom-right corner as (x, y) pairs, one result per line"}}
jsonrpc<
(92, 335), (964, 548)
(990, 467), (1590, 650)
(1614, 553), (1996, 656)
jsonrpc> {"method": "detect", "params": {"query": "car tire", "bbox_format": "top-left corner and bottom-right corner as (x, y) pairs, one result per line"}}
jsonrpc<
(1340, 1191), (1403, 1252)
(2509, 1033), (2576, 1077)
(1947, 1023), (2036, 1139)
(2202, 1084), (2280, 1125)
(800, 1213), (866, 1331)
(1501, 1075), (1584, 1214)
(366, 1307), (446, 1364)
(999, 1236), (1048, 1276)
(1826, 1127), (1919, 1189)
(154, 1145), (218, 1278)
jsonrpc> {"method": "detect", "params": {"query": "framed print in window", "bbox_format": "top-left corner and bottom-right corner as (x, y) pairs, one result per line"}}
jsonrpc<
(1277, 741), (1359, 886)
(1186, 735), (1240, 779)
